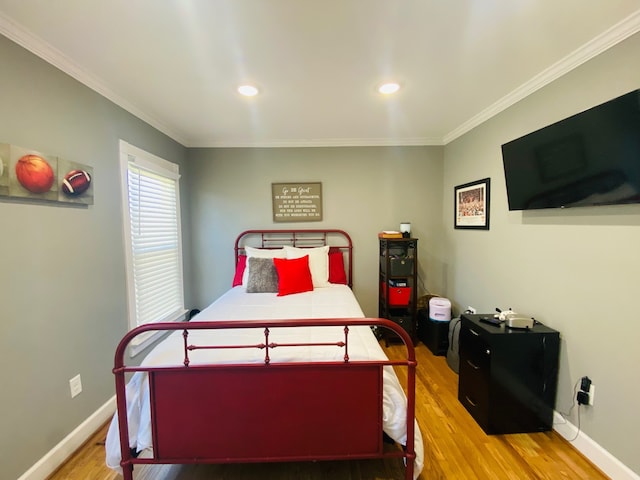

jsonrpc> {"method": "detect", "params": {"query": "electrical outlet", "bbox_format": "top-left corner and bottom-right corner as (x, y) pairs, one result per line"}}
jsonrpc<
(577, 376), (595, 406)
(69, 374), (82, 398)
(467, 306), (476, 314)
(577, 390), (589, 405)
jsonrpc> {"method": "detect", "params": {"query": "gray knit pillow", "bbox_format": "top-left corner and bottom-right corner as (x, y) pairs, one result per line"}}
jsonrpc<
(246, 257), (279, 293)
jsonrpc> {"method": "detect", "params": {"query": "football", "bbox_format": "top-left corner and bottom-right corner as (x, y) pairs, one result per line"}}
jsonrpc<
(15, 155), (55, 193)
(62, 169), (92, 196)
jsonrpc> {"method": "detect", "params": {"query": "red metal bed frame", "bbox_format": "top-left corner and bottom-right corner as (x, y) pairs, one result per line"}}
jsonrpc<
(113, 229), (417, 479)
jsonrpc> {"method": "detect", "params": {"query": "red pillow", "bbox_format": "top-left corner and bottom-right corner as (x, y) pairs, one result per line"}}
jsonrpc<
(273, 255), (314, 296)
(232, 255), (247, 287)
(328, 250), (347, 284)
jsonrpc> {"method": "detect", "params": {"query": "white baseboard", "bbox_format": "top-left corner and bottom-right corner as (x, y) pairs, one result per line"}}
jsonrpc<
(553, 411), (639, 480)
(18, 396), (116, 480)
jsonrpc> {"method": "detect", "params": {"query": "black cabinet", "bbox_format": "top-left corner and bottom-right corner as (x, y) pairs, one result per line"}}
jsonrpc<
(458, 314), (560, 434)
(378, 238), (418, 343)
(417, 309), (450, 355)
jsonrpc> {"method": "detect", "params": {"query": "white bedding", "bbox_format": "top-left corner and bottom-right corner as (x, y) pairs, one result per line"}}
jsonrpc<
(106, 285), (424, 478)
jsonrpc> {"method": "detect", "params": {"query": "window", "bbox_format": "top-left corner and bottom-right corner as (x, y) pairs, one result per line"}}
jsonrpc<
(119, 140), (186, 354)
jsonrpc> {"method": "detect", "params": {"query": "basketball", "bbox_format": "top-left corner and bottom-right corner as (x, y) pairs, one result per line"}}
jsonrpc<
(15, 154), (55, 193)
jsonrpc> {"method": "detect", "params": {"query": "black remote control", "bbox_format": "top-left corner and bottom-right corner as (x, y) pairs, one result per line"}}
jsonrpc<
(479, 316), (503, 326)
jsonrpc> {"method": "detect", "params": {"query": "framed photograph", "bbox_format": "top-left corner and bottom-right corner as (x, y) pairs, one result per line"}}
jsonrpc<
(454, 177), (490, 230)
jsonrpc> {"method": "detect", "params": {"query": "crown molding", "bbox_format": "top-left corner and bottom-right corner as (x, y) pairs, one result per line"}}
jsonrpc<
(0, 11), (438, 149)
(0, 12), (189, 147)
(443, 8), (640, 145)
(2, 8), (639, 149)
(189, 136), (444, 148)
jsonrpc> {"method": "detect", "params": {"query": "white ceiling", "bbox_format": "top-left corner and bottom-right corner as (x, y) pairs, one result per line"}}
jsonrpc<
(1, 1), (639, 148)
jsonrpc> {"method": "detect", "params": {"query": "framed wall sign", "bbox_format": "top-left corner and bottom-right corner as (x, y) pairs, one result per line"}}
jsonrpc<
(454, 177), (490, 230)
(272, 182), (323, 222)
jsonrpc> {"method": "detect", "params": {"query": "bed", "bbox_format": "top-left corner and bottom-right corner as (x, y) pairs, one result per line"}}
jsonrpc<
(106, 229), (424, 479)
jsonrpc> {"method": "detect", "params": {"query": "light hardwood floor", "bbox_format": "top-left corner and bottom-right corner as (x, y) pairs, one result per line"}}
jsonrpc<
(48, 342), (609, 480)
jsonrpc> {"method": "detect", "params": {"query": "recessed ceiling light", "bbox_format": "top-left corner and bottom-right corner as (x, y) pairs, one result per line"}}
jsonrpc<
(378, 82), (400, 95)
(238, 85), (259, 97)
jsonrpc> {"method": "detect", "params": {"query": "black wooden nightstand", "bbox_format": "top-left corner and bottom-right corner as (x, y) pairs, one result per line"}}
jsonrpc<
(458, 313), (560, 434)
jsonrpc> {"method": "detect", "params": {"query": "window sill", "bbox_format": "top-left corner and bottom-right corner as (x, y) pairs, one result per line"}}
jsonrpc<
(129, 309), (189, 358)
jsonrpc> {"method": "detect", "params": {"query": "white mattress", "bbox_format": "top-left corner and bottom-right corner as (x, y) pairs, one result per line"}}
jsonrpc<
(106, 285), (424, 478)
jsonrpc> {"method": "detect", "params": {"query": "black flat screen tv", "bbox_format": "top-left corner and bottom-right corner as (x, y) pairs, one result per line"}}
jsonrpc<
(501, 89), (640, 210)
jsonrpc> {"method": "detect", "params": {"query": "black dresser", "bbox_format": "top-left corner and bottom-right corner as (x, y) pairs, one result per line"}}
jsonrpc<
(458, 314), (560, 434)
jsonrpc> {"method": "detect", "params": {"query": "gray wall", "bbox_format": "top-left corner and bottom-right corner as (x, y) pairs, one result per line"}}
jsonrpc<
(186, 146), (445, 316)
(443, 32), (640, 474)
(0, 36), (191, 479)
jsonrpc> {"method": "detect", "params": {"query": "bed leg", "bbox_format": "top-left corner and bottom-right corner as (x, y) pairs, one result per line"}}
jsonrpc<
(405, 462), (415, 480)
(122, 464), (134, 480)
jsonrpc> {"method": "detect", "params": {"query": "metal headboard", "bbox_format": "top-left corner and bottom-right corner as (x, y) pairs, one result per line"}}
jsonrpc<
(234, 229), (353, 288)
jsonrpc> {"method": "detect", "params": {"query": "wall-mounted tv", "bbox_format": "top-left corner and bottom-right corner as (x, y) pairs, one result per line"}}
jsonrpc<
(501, 89), (640, 211)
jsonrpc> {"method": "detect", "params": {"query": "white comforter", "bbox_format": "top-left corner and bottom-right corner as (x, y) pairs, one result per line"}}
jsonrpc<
(106, 285), (424, 477)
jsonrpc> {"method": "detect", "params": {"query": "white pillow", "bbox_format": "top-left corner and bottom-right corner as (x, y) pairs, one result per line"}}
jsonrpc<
(284, 245), (330, 287)
(242, 247), (287, 286)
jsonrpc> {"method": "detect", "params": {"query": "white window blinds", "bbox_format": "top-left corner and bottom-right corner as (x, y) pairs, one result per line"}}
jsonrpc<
(120, 141), (185, 338)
